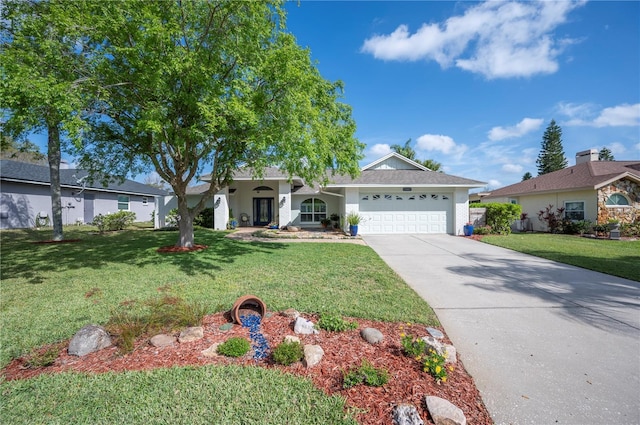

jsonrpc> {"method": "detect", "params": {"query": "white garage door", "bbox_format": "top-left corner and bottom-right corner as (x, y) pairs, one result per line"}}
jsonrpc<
(358, 192), (452, 234)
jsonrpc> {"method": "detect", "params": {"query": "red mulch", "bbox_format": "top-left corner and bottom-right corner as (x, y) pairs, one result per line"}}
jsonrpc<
(156, 244), (208, 253)
(32, 239), (82, 244)
(2, 312), (492, 425)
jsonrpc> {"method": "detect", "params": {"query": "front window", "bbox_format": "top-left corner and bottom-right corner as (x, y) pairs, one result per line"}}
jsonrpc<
(300, 198), (326, 223)
(564, 201), (584, 221)
(117, 195), (130, 211)
(606, 193), (629, 206)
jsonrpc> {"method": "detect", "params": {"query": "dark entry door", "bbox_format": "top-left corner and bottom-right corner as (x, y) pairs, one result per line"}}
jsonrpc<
(253, 198), (273, 226)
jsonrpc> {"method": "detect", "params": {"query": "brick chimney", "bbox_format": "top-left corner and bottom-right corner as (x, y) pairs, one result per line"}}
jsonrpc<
(576, 149), (598, 164)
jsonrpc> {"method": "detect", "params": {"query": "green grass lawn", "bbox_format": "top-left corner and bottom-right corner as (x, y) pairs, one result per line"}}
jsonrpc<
(0, 227), (436, 423)
(480, 233), (640, 282)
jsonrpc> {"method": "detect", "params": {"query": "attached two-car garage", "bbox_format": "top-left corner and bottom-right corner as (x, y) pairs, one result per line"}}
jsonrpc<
(358, 191), (453, 234)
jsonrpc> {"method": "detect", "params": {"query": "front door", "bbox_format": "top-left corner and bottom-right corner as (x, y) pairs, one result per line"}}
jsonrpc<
(84, 193), (95, 224)
(253, 198), (273, 226)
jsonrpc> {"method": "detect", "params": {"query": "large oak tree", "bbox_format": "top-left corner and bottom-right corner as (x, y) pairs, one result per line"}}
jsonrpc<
(80, 1), (362, 247)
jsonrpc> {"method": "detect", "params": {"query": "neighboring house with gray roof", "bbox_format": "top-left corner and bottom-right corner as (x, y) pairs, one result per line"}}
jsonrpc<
(482, 149), (640, 231)
(0, 159), (169, 229)
(166, 153), (485, 235)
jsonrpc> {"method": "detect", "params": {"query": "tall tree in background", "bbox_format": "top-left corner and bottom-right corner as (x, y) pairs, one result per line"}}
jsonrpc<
(522, 172), (533, 181)
(0, 136), (46, 164)
(598, 147), (615, 161)
(390, 139), (442, 171)
(536, 119), (567, 175)
(1, 1), (90, 241)
(81, 1), (362, 248)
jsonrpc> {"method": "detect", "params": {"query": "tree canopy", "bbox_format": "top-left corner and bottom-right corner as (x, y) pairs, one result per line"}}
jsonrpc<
(69, 1), (363, 247)
(390, 139), (442, 171)
(1, 0), (92, 240)
(536, 119), (567, 175)
(598, 147), (615, 161)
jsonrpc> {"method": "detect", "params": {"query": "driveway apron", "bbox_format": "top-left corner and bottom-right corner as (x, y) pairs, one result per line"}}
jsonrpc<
(363, 234), (640, 425)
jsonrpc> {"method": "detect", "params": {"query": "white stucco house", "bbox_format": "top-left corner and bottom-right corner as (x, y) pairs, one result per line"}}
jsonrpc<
(163, 153), (485, 235)
(0, 159), (169, 229)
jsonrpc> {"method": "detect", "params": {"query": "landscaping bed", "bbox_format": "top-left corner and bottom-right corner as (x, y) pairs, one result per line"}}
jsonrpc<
(4, 311), (491, 425)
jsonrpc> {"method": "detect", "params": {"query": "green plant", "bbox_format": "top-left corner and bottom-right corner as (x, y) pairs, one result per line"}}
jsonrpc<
(166, 208), (180, 227)
(272, 341), (304, 365)
(621, 221), (640, 237)
(422, 348), (452, 384)
(484, 202), (521, 234)
(562, 220), (592, 235)
(472, 225), (492, 235)
(342, 360), (389, 389)
(23, 344), (61, 369)
(92, 211), (137, 232)
(194, 208), (214, 228)
(537, 204), (565, 233)
(400, 333), (426, 358)
(317, 312), (358, 332)
(320, 217), (331, 227)
(106, 295), (207, 354)
(217, 337), (251, 357)
(346, 211), (363, 226)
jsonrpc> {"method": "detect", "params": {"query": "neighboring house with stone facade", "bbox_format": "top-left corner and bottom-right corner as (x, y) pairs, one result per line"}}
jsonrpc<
(482, 149), (639, 232)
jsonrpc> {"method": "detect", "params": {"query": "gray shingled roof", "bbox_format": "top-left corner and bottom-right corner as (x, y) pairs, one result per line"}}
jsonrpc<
(485, 160), (640, 198)
(326, 169), (485, 187)
(0, 160), (169, 196)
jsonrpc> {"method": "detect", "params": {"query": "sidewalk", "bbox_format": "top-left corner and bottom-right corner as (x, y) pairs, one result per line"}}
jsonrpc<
(363, 234), (640, 425)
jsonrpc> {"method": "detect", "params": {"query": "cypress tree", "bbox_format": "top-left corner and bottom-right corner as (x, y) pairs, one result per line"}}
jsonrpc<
(536, 119), (567, 175)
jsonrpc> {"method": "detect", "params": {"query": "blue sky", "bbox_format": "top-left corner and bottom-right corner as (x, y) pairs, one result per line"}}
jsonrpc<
(29, 1), (639, 191)
(284, 0), (640, 189)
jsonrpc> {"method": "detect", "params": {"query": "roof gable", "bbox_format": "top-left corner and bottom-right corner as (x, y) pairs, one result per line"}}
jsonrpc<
(361, 152), (428, 171)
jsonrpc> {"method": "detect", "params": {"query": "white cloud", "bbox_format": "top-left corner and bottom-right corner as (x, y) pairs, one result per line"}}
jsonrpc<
(369, 143), (392, 157)
(361, 1), (586, 79)
(487, 179), (503, 189)
(562, 103), (640, 127)
(502, 164), (523, 173)
(488, 117), (544, 141)
(416, 134), (468, 158)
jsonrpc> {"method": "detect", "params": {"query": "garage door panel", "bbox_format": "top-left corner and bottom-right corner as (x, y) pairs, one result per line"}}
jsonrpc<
(360, 192), (452, 234)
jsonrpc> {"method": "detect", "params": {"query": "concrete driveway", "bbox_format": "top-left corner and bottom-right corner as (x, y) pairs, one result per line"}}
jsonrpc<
(363, 234), (640, 425)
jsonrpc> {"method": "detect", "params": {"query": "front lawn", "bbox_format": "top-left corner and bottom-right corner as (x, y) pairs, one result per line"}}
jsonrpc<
(0, 227), (437, 424)
(480, 233), (640, 282)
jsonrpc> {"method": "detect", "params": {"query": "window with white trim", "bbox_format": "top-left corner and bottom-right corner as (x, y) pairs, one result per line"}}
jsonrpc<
(142, 197), (148, 206)
(117, 195), (130, 211)
(564, 201), (584, 221)
(606, 193), (629, 206)
(300, 198), (326, 223)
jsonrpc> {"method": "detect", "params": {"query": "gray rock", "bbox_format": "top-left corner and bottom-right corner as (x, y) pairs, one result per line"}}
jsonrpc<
(303, 344), (324, 367)
(150, 334), (177, 348)
(201, 343), (221, 358)
(281, 308), (300, 319)
(284, 335), (301, 344)
(178, 326), (204, 343)
(218, 323), (233, 331)
(425, 396), (466, 425)
(294, 317), (318, 334)
(443, 344), (457, 364)
(426, 327), (444, 339)
(68, 324), (112, 357)
(392, 404), (424, 425)
(421, 336), (444, 355)
(361, 327), (384, 344)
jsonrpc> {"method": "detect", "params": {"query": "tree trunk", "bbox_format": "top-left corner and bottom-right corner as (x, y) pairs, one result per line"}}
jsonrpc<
(175, 195), (195, 248)
(48, 125), (63, 241)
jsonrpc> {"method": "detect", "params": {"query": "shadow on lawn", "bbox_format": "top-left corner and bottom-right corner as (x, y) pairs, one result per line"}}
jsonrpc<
(0, 229), (287, 284)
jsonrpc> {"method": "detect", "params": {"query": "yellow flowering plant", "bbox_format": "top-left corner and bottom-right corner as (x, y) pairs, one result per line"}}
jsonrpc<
(423, 349), (450, 383)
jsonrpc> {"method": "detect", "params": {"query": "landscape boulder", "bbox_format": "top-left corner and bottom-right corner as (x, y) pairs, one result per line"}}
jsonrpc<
(303, 344), (324, 367)
(150, 334), (176, 348)
(294, 317), (319, 334)
(360, 327), (384, 344)
(392, 404), (424, 425)
(425, 396), (466, 425)
(68, 324), (112, 357)
(178, 326), (204, 343)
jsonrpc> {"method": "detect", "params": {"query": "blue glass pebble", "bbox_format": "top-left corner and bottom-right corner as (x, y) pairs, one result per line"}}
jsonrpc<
(240, 314), (270, 360)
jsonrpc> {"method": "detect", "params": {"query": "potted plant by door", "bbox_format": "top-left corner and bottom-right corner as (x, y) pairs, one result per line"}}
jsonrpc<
(320, 218), (331, 229)
(346, 211), (363, 236)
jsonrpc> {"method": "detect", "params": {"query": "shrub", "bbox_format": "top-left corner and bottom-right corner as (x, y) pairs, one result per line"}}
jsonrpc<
(483, 203), (521, 235)
(563, 220), (592, 235)
(472, 225), (492, 235)
(342, 360), (389, 389)
(23, 344), (62, 369)
(166, 208), (179, 227)
(194, 208), (214, 228)
(621, 221), (640, 237)
(92, 211), (136, 232)
(401, 334), (427, 358)
(537, 204), (565, 233)
(217, 337), (251, 357)
(317, 313), (358, 332)
(272, 341), (304, 365)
